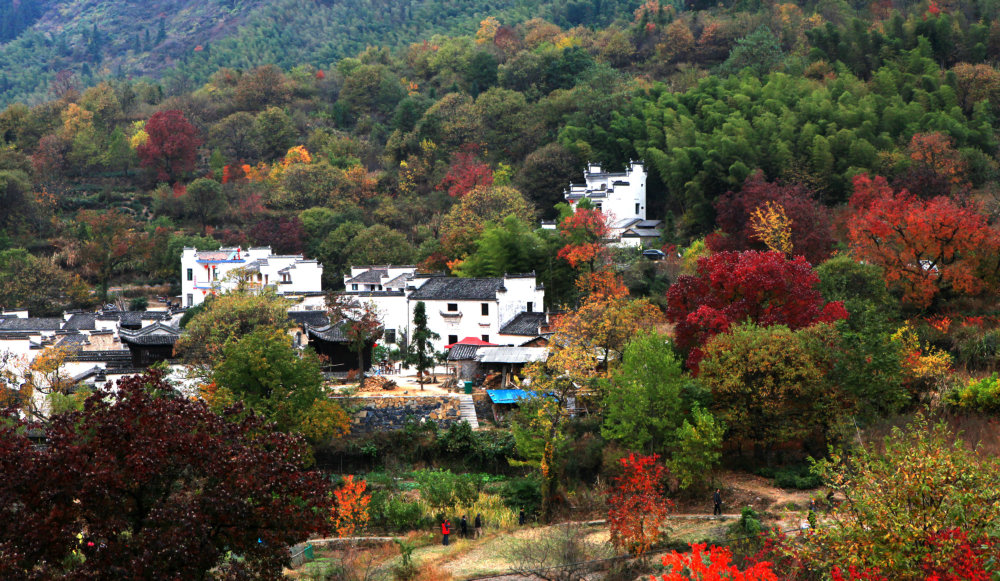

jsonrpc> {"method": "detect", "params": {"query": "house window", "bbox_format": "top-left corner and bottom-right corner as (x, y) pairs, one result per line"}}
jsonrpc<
(448, 334), (458, 345)
(527, 302), (534, 312)
(635, 203), (640, 215)
(186, 268), (193, 281)
(384, 329), (396, 344)
(481, 303), (489, 316)
(186, 294), (193, 307)
(447, 303), (458, 312)
(595, 203), (602, 212)
(352, 284), (358, 290)
(481, 335), (489, 342)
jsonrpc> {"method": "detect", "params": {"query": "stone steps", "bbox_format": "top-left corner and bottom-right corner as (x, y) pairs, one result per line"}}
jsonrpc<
(455, 394), (480, 429)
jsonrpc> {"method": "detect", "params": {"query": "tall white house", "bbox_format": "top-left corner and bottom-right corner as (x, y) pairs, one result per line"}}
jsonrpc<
(180, 247), (323, 307)
(341, 267), (545, 353)
(564, 161), (647, 224)
(562, 161), (662, 247)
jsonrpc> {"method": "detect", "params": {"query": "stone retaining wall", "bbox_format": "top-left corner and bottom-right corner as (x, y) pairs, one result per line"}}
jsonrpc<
(336, 396), (464, 432)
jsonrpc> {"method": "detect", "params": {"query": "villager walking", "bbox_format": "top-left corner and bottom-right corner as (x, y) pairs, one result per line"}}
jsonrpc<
(474, 513), (483, 539)
(713, 489), (722, 516)
(441, 519), (451, 546)
(460, 515), (468, 539)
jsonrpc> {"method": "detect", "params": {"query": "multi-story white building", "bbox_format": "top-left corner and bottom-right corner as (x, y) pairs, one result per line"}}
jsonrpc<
(341, 268), (545, 353)
(180, 246), (323, 308)
(562, 161), (663, 246)
(565, 161), (647, 223)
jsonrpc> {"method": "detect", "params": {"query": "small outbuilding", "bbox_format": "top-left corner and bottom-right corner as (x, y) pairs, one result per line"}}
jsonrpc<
(475, 346), (548, 387)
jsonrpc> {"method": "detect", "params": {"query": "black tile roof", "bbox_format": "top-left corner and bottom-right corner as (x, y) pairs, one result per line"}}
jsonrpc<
(55, 334), (89, 348)
(307, 323), (348, 343)
(408, 278), (505, 301)
(96, 311), (170, 325)
(64, 313), (97, 330)
(346, 269), (388, 284)
(447, 344), (480, 361)
(0, 318), (64, 331)
(289, 311), (329, 327)
(119, 322), (181, 346)
(499, 312), (547, 336)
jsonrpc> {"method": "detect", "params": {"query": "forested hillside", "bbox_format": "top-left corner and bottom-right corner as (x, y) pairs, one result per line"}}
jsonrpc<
(1, 0), (1000, 313)
(0, 0), (643, 106)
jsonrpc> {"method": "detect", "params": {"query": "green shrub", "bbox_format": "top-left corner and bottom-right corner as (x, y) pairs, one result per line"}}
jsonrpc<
(944, 373), (1000, 414)
(413, 468), (484, 509)
(501, 477), (542, 515)
(952, 327), (1000, 373)
(772, 464), (822, 490)
(369, 493), (428, 533)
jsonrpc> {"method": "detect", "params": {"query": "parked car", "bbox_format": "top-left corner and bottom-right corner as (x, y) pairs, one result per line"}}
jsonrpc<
(641, 249), (666, 260)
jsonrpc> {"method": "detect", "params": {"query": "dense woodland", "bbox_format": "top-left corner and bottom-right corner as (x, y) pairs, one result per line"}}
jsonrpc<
(2, 0), (1000, 578)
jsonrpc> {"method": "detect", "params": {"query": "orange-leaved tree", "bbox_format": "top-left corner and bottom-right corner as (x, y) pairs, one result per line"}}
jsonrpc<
(847, 173), (998, 308)
(607, 452), (672, 557)
(331, 475), (371, 537)
(556, 206), (609, 272)
(554, 271), (661, 367)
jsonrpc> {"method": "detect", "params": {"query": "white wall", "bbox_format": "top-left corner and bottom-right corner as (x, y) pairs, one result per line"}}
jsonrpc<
(181, 247), (323, 307)
(567, 161), (647, 224)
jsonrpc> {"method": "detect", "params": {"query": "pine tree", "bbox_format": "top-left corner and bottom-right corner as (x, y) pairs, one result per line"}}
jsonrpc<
(407, 301), (439, 390)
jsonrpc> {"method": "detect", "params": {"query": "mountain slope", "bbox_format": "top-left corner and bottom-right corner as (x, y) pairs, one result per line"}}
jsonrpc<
(0, 0), (642, 106)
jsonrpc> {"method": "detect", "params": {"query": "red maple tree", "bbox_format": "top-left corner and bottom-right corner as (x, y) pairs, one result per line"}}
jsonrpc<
(607, 453), (673, 556)
(665, 250), (848, 370)
(847, 173), (997, 308)
(708, 171), (835, 264)
(137, 110), (202, 182)
(437, 144), (494, 197)
(557, 207), (609, 271)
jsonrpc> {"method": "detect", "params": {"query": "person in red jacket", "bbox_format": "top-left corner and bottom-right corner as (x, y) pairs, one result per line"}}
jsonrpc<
(441, 518), (451, 546)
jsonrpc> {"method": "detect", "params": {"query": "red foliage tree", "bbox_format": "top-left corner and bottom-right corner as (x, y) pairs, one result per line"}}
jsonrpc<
(557, 207), (610, 271)
(0, 370), (333, 579)
(847, 174), (997, 308)
(251, 216), (305, 255)
(437, 144), (494, 197)
(331, 475), (372, 538)
(659, 543), (779, 581)
(607, 453), (673, 556)
(707, 171), (835, 264)
(893, 132), (969, 198)
(137, 110), (202, 182)
(665, 250), (847, 370)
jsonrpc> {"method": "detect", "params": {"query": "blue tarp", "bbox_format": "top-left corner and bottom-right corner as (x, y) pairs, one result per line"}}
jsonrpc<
(486, 389), (533, 405)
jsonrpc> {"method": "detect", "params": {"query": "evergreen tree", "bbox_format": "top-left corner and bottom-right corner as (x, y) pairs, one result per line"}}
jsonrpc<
(407, 301), (439, 390)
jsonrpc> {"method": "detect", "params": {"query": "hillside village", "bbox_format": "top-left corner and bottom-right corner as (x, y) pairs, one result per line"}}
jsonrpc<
(3, 0), (1000, 578)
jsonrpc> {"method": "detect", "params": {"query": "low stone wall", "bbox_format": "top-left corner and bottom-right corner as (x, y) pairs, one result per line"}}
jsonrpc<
(336, 396), (464, 432)
(472, 392), (493, 426)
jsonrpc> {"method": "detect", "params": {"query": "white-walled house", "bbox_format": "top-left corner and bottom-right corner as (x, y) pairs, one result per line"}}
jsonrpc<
(180, 246), (323, 308)
(407, 274), (545, 353)
(563, 161), (663, 246)
(565, 161), (647, 224)
(343, 265), (416, 293)
(339, 268), (545, 353)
